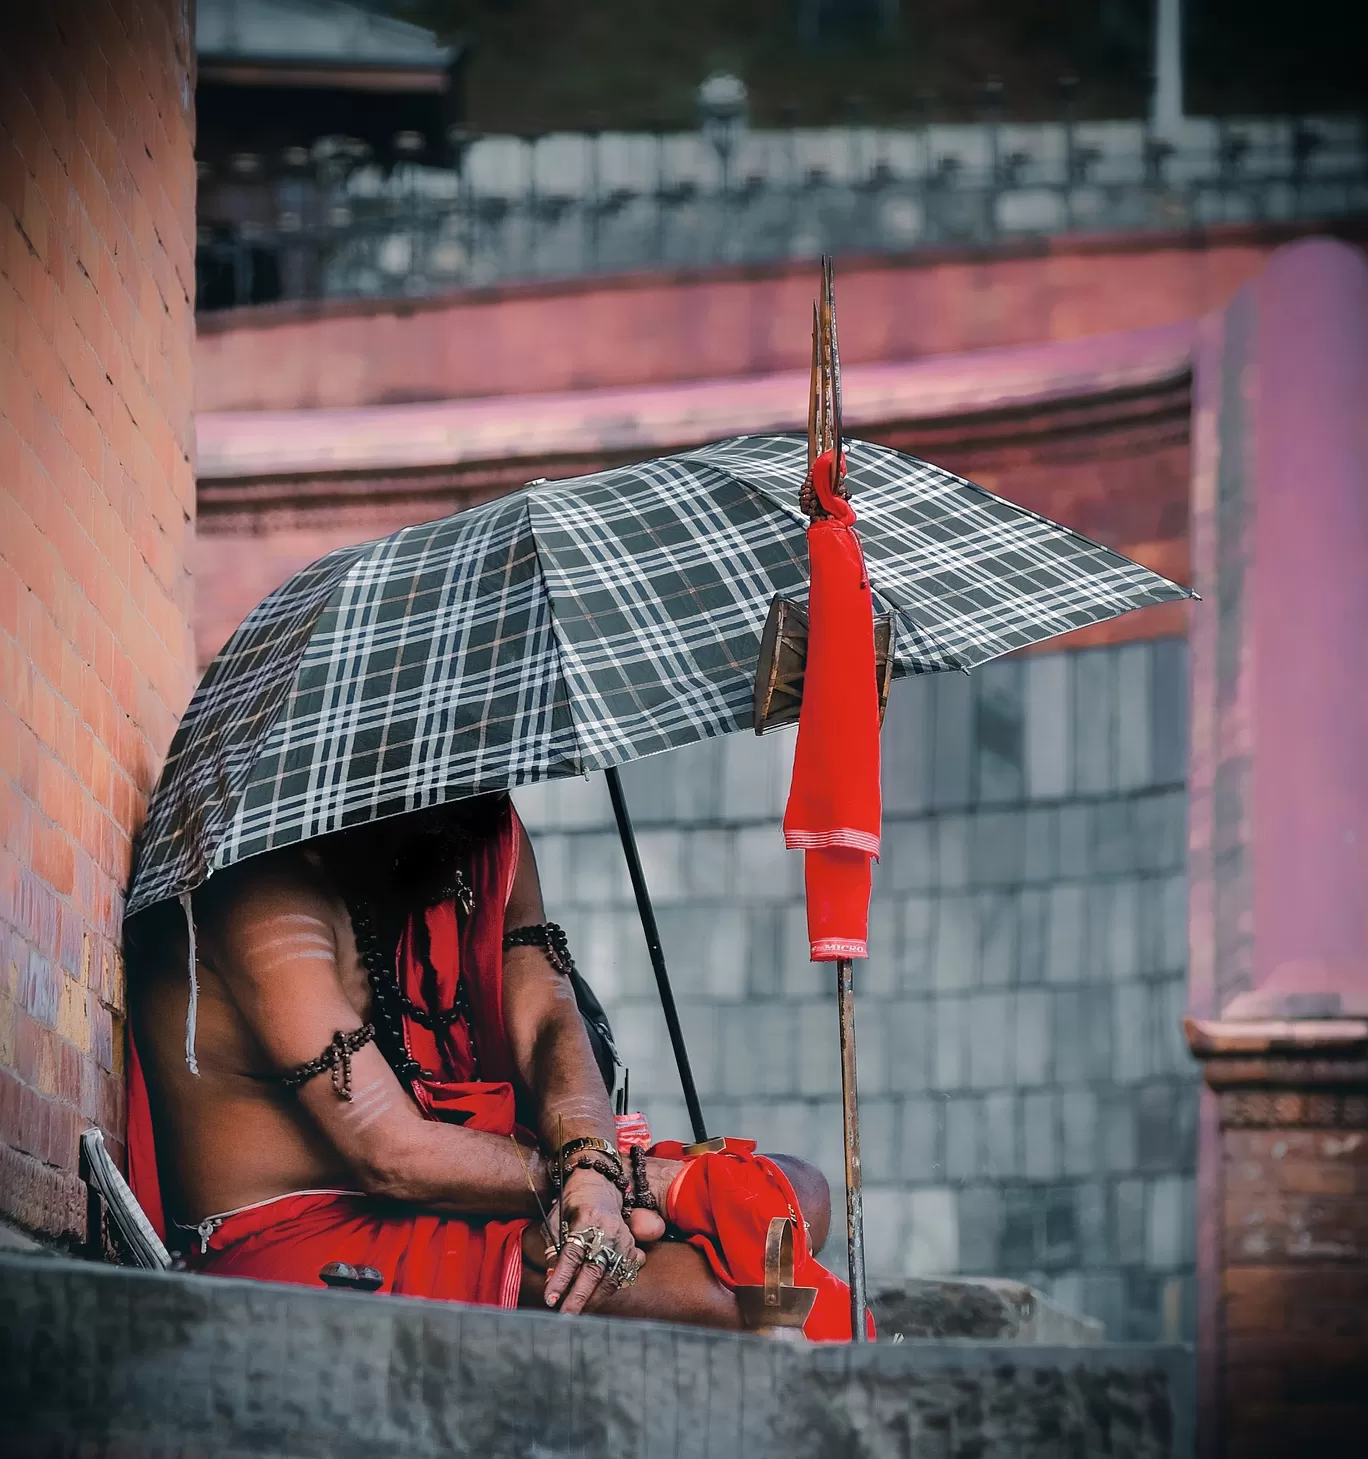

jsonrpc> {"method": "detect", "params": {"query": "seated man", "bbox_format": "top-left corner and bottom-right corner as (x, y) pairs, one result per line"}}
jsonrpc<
(127, 794), (859, 1336)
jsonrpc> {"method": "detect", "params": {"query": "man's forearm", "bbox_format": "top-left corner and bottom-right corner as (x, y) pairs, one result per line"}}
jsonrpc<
(356, 1108), (552, 1216)
(327, 1015), (613, 1219)
(311, 1055), (552, 1216)
(529, 1010), (618, 1162)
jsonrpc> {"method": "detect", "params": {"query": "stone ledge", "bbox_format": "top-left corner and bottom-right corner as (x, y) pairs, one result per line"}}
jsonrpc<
(2, 1253), (1190, 1459)
(0, 1218), (48, 1255)
(871, 1277), (1104, 1344)
(0, 1141), (87, 1247)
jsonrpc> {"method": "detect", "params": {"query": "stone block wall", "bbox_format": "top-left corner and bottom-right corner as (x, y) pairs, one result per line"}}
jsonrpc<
(516, 636), (1196, 1341)
(0, 2), (197, 1240)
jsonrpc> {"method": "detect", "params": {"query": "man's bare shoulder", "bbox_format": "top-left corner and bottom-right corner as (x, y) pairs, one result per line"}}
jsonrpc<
(195, 844), (344, 954)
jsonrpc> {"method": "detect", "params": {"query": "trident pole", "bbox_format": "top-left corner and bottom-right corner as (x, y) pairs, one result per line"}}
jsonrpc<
(836, 956), (869, 1339)
(817, 256), (869, 1339)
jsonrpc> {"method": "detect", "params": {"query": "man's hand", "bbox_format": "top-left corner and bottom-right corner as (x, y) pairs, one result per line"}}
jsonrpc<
(624, 1155), (686, 1245)
(545, 1167), (644, 1313)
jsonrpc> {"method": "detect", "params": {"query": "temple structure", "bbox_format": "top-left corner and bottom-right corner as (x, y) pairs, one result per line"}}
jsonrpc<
(187, 228), (1368, 1455)
(1, 2), (1366, 1451)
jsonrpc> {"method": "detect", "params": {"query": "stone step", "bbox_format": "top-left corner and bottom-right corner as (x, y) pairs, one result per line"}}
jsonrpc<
(871, 1276), (1104, 1344)
(3, 1252), (1191, 1458)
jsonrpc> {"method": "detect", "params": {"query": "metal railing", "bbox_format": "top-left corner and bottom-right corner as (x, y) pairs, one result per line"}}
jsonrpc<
(196, 114), (1368, 310)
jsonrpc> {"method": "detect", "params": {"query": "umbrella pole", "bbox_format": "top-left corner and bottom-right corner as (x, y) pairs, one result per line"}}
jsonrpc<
(836, 955), (870, 1341)
(605, 766), (709, 1144)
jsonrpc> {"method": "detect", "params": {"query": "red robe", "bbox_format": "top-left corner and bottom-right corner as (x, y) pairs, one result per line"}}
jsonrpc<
(127, 800), (868, 1338)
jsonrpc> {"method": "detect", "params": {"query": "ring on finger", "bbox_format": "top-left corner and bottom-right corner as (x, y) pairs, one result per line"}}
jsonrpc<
(564, 1226), (603, 1258)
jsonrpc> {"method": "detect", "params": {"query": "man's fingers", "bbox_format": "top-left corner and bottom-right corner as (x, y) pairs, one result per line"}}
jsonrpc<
(544, 1239), (587, 1306)
(548, 1233), (644, 1314)
(583, 1240), (646, 1311)
(559, 1254), (608, 1314)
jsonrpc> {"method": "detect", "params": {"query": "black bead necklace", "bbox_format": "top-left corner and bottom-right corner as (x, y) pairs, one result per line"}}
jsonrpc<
(344, 890), (425, 1088)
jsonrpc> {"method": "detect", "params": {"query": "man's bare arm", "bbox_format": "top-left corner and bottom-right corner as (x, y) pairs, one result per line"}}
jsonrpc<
(501, 817), (620, 1174)
(502, 816), (683, 1311)
(211, 857), (549, 1216)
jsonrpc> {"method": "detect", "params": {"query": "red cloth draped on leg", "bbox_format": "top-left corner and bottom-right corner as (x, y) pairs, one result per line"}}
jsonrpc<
(656, 1143), (875, 1341)
(186, 1190), (525, 1307)
(782, 450), (881, 961)
(134, 799), (532, 1306)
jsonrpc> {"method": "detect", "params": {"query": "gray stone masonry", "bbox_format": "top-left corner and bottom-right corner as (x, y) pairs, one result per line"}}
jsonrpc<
(870, 1275), (1103, 1344)
(517, 639), (1197, 1344)
(3, 1254), (1193, 1459)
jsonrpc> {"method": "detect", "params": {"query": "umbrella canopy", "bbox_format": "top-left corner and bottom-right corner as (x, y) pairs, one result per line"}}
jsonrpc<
(128, 432), (1189, 917)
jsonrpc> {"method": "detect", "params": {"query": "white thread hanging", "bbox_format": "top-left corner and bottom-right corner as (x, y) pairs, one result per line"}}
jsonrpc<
(179, 890), (200, 1076)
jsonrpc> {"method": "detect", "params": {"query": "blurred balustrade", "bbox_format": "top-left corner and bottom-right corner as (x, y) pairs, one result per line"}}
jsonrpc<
(196, 108), (1368, 311)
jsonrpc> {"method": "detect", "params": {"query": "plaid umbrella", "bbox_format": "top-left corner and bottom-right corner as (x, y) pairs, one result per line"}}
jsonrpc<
(127, 432), (1189, 917)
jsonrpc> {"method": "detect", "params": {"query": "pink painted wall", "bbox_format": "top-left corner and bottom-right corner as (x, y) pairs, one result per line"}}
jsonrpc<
(194, 224), (1338, 415)
(1248, 240), (1368, 1018)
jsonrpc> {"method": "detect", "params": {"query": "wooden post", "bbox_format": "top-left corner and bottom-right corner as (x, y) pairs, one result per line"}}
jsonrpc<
(836, 956), (869, 1340)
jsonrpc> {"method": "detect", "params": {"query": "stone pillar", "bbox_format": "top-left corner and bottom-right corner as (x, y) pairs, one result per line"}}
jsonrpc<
(1186, 238), (1368, 1456)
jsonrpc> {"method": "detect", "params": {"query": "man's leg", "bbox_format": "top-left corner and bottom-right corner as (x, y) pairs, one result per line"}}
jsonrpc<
(767, 1154), (831, 1254)
(519, 1225), (741, 1327)
(518, 1150), (832, 1328)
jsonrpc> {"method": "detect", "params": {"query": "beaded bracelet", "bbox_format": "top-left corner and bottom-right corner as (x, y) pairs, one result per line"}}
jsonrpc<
(560, 1153), (630, 1199)
(278, 1025), (376, 1100)
(628, 1144), (658, 1212)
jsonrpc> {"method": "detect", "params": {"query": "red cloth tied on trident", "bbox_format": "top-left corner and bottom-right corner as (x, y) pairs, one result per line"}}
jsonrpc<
(782, 449), (882, 961)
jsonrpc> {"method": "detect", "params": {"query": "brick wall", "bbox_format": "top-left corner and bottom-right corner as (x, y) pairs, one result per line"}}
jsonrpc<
(515, 637), (1197, 1342)
(0, 2), (196, 1240)
(1219, 1114), (1368, 1456)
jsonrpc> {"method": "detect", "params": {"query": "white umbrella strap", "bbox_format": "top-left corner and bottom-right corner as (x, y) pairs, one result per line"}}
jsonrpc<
(180, 890), (200, 1076)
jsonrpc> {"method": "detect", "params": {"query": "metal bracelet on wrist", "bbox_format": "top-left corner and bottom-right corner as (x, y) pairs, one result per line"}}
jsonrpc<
(555, 1135), (619, 1166)
(550, 1141), (624, 1190)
